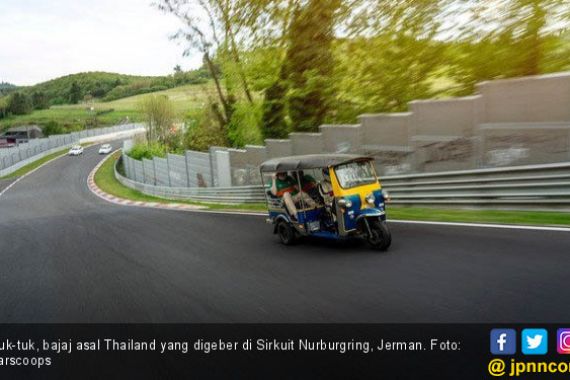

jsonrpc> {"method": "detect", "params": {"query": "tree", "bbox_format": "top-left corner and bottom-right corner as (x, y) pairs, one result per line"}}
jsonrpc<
(173, 64), (187, 85)
(449, 0), (570, 92)
(261, 81), (288, 139)
(31, 91), (49, 110)
(158, 0), (242, 128)
(138, 95), (175, 144)
(0, 96), (9, 119)
(328, 0), (448, 117)
(69, 81), (82, 104)
(8, 92), (32, 115)
(284, 0), (341, 132)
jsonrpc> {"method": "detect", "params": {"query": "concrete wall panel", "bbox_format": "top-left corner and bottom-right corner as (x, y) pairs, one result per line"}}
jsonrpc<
(153, 157), (170, 187)
(477, 73), (570, 123)
(359, 113), (411, 147)
(265, 139), (292, 158)
(409, 96), (481, 137)
(290, 133), (324, 155)
(320, 125), (361, 153)
(167, 154), (188, 187)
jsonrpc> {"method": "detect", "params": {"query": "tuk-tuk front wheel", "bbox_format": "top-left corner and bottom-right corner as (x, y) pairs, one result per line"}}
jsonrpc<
(366, 220), (392, 251)
(276, 221), (297, 245)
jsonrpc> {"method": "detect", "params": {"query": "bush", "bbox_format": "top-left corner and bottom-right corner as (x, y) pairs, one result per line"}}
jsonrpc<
(127, 142), (167, 160)
(42, 121), (65, 136)
(8, 92), (33, 115)
(183, 106), (228, 152)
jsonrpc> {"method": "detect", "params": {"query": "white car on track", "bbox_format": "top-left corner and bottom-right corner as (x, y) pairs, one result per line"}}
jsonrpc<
(68, 145), (84, 156)
(98, 144), (113, 154)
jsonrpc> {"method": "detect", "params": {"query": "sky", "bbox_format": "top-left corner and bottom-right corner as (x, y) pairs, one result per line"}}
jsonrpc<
(0, 0), (202, 86)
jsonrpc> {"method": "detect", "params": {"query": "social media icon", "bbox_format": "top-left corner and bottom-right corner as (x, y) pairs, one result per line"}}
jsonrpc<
(522, 329), (548, 355)
(491, 329), (516, 355)
(557, 329), (570, 354)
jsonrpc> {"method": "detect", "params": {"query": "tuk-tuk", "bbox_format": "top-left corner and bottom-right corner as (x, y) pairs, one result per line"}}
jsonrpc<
(260, 154), (392, 250)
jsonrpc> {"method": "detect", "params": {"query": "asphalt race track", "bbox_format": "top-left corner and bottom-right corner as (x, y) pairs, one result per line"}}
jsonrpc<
(0, 143), (569, 323)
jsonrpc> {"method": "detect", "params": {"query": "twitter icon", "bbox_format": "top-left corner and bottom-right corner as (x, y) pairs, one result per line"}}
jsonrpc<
(522, 329), (548, 355)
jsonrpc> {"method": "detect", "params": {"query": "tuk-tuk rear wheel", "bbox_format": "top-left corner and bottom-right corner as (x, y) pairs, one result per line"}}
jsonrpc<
(367, 220), (392, 251)
(277, 221), (296, 245)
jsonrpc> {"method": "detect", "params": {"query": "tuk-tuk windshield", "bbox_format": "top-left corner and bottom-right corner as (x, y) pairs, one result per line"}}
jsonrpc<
(334, 160), (377, 189)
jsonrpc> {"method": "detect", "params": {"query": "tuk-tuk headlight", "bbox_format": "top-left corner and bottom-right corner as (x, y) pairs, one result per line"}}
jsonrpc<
(365, 193), (375, 205)
(338, 198), (352, 208)
(382, 190), (391, 203)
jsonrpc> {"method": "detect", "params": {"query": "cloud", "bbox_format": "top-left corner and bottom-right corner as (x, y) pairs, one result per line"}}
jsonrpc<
(0, 0), (201, 85)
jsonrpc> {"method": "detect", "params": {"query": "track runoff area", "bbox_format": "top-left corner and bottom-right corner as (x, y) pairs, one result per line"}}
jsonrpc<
(1, 143), (570, 379)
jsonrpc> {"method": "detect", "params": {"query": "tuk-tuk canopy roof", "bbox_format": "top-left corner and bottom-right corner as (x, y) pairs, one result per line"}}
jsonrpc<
(260, 154), (371, 172)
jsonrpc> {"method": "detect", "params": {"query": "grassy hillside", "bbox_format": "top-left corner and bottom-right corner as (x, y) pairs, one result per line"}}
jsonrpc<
(2, 68), (210, 107)
(55, 83), (215, 113)
(0, 82), (213, 130)
(15, 72), (170, 105)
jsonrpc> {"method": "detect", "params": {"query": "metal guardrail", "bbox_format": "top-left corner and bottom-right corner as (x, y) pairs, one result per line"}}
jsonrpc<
(381, 161), (570, 208)
(116, 155), (570, 209)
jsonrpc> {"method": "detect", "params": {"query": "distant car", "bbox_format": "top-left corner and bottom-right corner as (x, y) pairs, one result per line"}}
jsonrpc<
(68, 145), (84, 156)
(99, 144), (113, 154)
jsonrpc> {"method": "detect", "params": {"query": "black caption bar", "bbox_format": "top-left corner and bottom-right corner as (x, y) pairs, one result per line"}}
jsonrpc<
(0, 324), (569, 379)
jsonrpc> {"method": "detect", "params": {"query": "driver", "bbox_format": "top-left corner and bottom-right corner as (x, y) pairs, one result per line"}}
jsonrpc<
(318, 168), (336, 223)
(318, 168), (334, 207)
(271, 172), (316, 221)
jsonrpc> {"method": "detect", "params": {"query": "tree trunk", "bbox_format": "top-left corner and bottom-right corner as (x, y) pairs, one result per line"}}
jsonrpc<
(203, 52), (230, 124)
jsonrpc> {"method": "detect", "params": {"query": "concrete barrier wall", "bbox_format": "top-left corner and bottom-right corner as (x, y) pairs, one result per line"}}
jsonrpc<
(479, 123), (570, 167)
(477, 73), (570, 123)
(290, 133), (324, 155)
(265, 139), (292, 158)
(154, 157), (170, 187)
(186, 150), (212, 187)
(359, 113), (410, 147)
(409, 96), (480, 138)
(143, 158), (155, 185)
(320, 124), (361, 153)
(0, 123), (141, 177)
(167, 153), (188, 187)
(120, 72), (570, 185)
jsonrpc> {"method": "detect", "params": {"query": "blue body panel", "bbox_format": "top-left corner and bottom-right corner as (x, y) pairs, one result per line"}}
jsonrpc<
(342, 194), (362, 231)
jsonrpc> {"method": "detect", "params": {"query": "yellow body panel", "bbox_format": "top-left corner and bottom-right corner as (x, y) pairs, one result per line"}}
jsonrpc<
(329, 167), (382, 209)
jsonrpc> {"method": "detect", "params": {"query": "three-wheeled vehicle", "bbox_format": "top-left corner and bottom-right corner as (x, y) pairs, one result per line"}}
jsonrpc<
(260, 154), (392, 250)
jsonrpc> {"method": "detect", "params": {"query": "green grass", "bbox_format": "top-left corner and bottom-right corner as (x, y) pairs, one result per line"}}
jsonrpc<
(55, 83), (213, 115)
(96, 154), (570, 226)
(387, 206), (570, 227)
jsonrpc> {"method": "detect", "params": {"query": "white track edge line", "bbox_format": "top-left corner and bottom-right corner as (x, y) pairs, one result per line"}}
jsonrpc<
(0, 152), (68, 199)
(89, 153), (570, 233)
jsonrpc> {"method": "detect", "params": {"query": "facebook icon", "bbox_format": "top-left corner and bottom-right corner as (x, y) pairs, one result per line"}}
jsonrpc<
(491, 329), (517, 355)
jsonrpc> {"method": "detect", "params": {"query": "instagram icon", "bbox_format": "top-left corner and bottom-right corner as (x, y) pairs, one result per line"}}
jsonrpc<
(558, 329), (570, 354)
